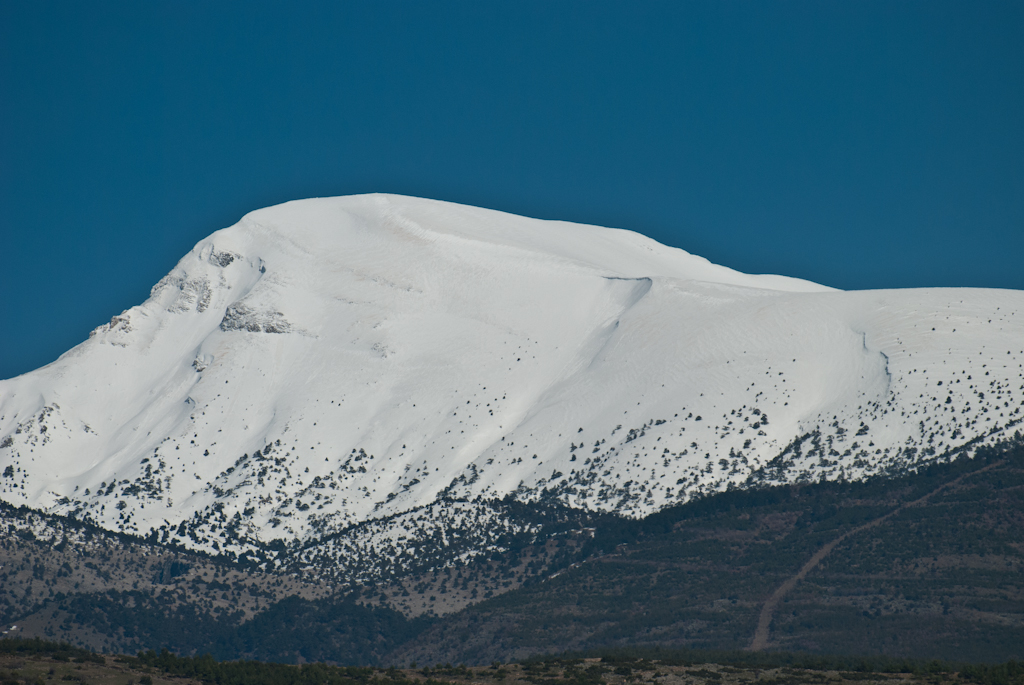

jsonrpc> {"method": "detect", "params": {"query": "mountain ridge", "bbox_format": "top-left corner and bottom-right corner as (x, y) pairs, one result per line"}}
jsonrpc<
(1, 194), (1022, 571)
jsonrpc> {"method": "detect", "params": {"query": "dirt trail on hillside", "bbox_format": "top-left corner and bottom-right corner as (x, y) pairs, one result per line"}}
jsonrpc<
(748, 459), (1004, 651)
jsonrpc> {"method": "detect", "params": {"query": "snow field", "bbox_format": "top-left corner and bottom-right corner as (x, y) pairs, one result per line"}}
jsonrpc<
(1, 194), (1022, 572)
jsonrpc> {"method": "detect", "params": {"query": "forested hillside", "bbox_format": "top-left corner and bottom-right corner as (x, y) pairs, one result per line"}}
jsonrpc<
(3, 437), (1022, 665)
(394, 437), (1024, 665)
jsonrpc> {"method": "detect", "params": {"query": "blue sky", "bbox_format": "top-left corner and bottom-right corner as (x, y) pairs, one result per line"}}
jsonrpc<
(2, 1), (1022, 380)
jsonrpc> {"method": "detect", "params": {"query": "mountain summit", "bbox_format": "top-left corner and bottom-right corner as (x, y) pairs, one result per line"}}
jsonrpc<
(2, 194), (1022, 565)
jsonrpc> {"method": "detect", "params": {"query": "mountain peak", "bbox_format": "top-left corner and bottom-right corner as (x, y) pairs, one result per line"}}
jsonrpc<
(1, 195), (1021, 565)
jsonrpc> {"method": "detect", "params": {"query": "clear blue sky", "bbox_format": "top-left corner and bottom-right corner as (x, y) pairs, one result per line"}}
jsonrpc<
(2, 1), (1022, 380)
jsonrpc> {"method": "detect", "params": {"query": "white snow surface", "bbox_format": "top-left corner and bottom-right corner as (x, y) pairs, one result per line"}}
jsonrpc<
(2, 194), (1023, 558)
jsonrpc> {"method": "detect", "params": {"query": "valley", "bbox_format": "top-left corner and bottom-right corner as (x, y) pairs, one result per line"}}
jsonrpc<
(2, 634), (1023, 685)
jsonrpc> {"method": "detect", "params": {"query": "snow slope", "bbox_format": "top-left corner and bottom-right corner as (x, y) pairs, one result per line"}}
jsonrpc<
(1, 194), (1022, 563)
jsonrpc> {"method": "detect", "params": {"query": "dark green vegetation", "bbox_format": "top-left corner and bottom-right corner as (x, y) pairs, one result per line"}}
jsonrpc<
(2, 638), (1024, 685)
(3, 437), (1023, 666)
(0, 504), (337, 658)
(50, 593), (426, 665)
(393, 437), (1024, 664)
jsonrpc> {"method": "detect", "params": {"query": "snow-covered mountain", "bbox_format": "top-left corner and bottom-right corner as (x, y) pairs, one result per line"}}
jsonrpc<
(2, 194), (1022, 568)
